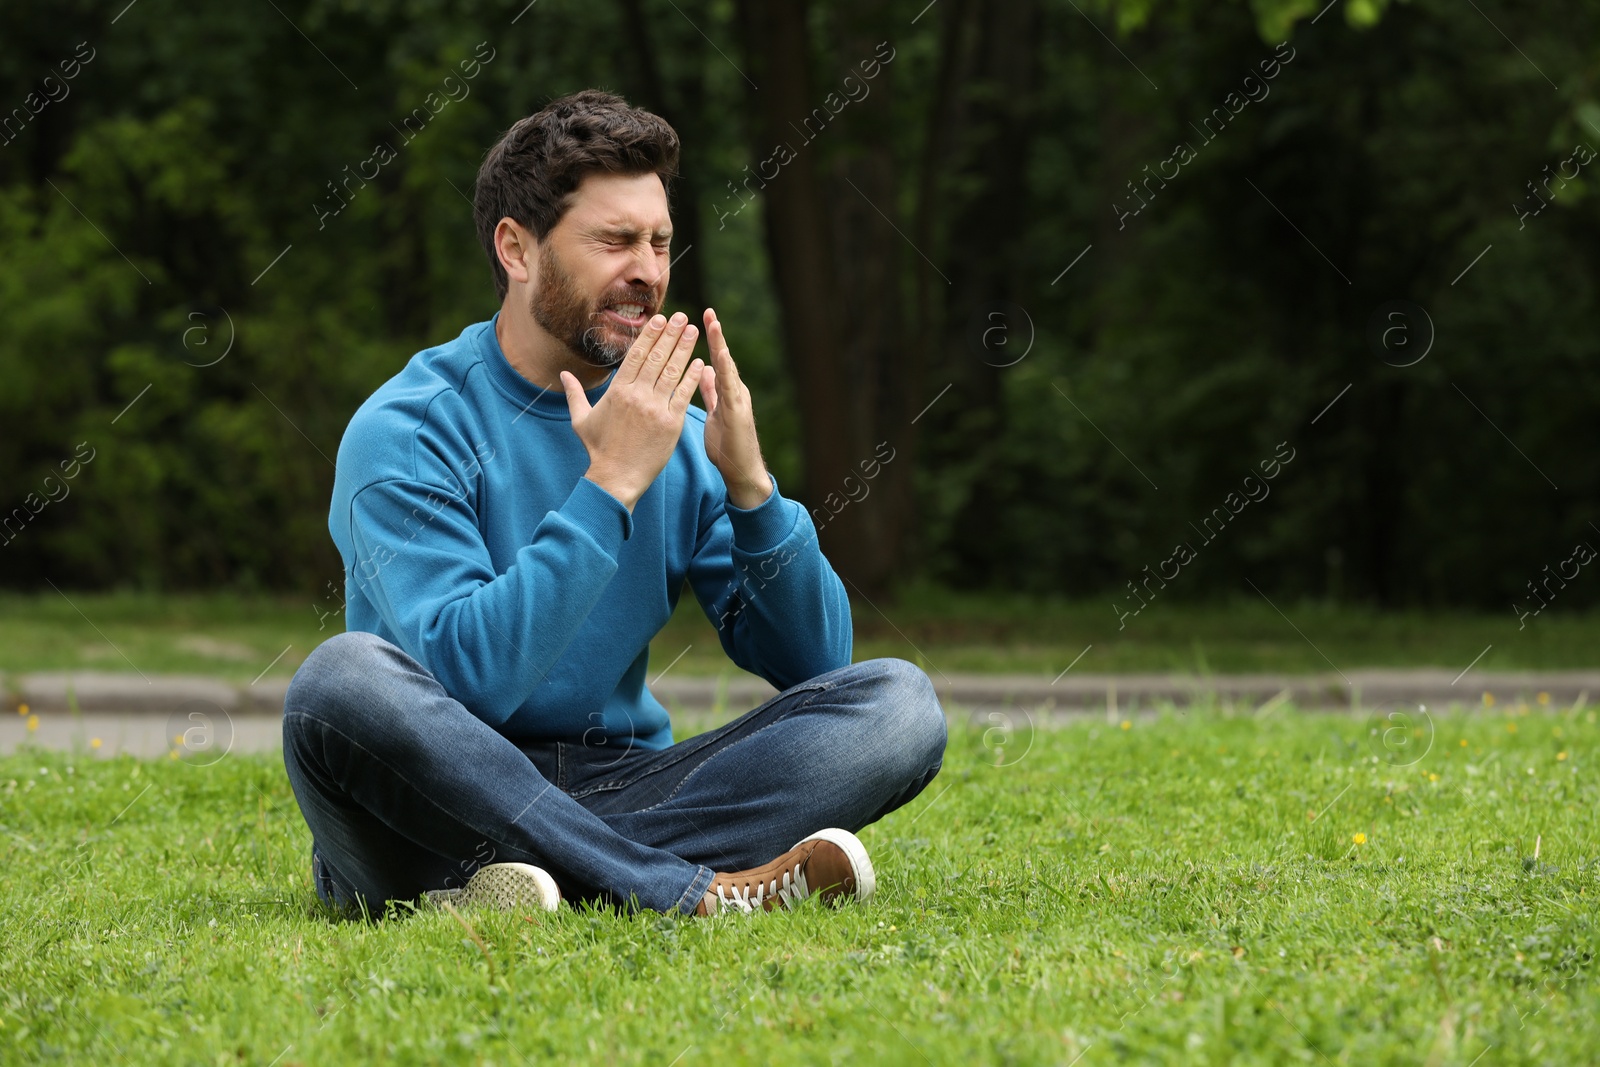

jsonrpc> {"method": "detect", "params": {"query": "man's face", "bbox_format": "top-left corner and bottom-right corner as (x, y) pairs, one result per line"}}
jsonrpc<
(529, 171), (673, 368)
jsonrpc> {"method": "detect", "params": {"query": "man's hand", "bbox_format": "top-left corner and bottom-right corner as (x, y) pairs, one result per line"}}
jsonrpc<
(562, 311), (704, 512)
(699, 308), (773, 509)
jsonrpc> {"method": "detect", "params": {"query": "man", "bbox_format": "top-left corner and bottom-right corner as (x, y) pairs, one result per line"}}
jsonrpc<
(281, 90), (946, 919)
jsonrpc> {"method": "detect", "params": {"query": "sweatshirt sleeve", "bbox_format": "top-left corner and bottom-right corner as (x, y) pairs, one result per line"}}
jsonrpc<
(685, 473), (852, 688)
(346, 474), (632, 726)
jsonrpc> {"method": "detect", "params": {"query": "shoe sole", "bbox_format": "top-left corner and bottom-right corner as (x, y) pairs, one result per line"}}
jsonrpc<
(453, 862), (561, 912)
(796, 827), (876, 904)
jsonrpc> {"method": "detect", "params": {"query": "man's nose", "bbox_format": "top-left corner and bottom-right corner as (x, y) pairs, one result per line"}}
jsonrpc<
(626, 244), (666, 292)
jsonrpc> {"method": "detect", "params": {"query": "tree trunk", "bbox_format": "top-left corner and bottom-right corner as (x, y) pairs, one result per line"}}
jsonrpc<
(734, 0), (914, 598)
(915, 0), (1043, 580)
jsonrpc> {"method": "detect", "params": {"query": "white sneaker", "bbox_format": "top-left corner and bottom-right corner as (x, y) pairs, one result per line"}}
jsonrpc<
(426, 862), (561, 912)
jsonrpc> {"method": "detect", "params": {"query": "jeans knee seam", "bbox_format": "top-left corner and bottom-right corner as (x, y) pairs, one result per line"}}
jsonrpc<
(575, 682), (832, 797)
(626, 688), (831, 816)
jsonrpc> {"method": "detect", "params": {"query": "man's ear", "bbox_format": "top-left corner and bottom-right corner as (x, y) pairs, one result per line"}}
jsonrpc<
(494, 218), (538, 288)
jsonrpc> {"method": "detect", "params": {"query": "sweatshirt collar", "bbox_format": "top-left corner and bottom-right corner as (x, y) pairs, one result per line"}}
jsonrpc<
(475, 311), (617, 421)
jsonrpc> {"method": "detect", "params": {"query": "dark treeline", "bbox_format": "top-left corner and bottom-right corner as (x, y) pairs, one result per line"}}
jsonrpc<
(0, 0), (1596, 612)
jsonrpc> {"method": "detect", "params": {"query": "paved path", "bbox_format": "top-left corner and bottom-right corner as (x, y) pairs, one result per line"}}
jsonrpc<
(3, 667), (1592, 758)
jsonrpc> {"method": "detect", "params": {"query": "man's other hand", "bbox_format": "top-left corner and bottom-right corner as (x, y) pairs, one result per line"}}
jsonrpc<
(699, 307), (773, 509)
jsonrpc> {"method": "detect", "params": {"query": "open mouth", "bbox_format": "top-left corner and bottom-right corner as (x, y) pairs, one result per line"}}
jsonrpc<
(601, 302), (650, 328)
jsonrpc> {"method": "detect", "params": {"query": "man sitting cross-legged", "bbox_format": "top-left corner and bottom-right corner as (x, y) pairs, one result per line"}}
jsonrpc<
(281, 90), (946, 919)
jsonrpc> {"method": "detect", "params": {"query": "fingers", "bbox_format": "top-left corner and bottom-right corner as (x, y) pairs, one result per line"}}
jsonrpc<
(640, 311), (691, 387)
(618, 313), (673, 385)
(670, 358), (705, 413)
(651, 317), (700, 395)
(703, 308), (741, 387)
(700, 364), (718, 416)
(559, 370), (591, 419)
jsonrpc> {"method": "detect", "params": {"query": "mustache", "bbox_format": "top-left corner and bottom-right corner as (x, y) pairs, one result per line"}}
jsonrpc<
(593, 287), (660, 315)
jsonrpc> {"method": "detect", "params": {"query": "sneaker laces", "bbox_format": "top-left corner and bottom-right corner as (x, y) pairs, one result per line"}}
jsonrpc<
(715, 861), (810, 914)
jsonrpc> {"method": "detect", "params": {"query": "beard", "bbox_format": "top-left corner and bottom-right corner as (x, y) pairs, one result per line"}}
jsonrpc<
(529, 242), (658, 369)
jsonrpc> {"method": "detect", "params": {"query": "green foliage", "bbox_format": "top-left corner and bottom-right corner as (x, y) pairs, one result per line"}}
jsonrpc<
(0, 0), (1596, 608)
(1, 708), (1597, 1062)
(922, 0), (1600, 607)
(0, 0), (790, 594)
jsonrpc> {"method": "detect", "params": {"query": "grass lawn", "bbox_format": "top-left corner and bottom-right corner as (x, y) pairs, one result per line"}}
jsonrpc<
(2, 702), (1595, 1064)
(3, 586), (1599, 683)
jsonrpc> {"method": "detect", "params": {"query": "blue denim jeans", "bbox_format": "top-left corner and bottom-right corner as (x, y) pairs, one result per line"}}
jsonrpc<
(281, 631), (947, 916)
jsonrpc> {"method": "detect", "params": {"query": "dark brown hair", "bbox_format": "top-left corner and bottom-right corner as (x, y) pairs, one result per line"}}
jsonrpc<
(474, 90), (680, 301)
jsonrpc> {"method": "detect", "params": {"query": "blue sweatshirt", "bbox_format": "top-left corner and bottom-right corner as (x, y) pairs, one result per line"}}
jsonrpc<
(328, 313), (852, 750)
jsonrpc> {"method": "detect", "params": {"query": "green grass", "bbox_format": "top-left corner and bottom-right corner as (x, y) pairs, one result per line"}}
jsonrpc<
(2, 703), (1595, 1064)
(0, 592), (333, 685)
(4, 586), (1600, 683)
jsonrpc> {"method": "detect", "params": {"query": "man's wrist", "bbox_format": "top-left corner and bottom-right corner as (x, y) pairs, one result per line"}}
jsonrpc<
(726, 472), (774, 511)
(583, 466), (640, 513)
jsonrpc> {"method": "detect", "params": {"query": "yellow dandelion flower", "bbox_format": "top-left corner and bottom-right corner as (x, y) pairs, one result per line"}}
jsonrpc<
(168, 750), (179, 760)
(17, 703), (28, 716)
(1120, 720), (1131, 731)
(1460, 739), (1468, 747)
(1353, 833), (1367, 845)
(1507, 722), (1518, 734)
(1557, 752), (1568, 761)
(26, 715), (39, 732)
(1538, 691), (1551, 706)
(90, 738), (102, 750)
(1428, 772), (1439, 782)
(1482, 693), (1495, 708)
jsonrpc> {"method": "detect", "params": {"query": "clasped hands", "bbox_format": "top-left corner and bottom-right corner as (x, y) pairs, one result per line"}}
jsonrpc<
(562, 309), (773, 513)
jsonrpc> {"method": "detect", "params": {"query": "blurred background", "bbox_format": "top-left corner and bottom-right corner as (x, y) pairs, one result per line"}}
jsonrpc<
(2, 0), (1597, 680)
